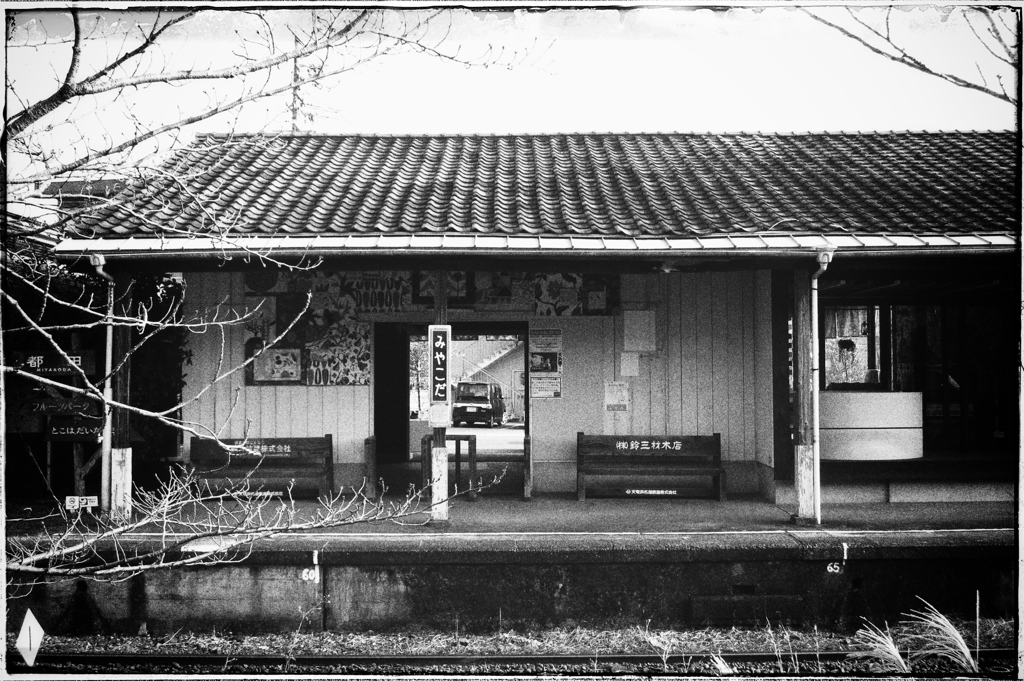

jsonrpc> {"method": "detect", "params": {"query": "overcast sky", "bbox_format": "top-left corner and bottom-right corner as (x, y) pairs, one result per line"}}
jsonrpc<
(6, 4), (1017, 180)
(283, 6), (1016, 135)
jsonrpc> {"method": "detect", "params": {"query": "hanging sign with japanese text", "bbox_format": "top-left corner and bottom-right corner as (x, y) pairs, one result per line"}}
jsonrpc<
(428, 325), (452, 427)
(429, 325), (451, 403)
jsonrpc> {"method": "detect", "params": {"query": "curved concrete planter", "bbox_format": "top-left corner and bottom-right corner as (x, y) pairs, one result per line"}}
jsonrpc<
(820, 392), (923, 460)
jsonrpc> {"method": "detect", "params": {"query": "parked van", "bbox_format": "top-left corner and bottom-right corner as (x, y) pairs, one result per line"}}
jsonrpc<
(452, 381), (505, 427)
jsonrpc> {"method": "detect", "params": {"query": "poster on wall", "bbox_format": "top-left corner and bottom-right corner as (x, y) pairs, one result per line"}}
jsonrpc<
(528, 329), (563, 373)
(605, 381), (630, 412)
(529, 329), (563, 398)
(412, 271), (474, 307)
(531, 375), (562, 399)
(534, 273), (619, 316)
(243, 270), (374, 386)
(251, 345), (303, 384)
(352, 272), (407, 313)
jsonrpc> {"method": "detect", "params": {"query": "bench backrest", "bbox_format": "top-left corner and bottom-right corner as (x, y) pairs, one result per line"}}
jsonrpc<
(191, 436), (333, 469)
(577, 432), (721, 463)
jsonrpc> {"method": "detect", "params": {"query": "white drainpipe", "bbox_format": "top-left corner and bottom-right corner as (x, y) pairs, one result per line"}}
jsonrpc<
(810, 249), (834, 524)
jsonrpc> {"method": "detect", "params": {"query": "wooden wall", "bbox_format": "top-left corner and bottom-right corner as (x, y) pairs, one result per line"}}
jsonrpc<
(180, 269), (773, 494)
(529, 271), (774, 493)
(179, 271), (372, 476)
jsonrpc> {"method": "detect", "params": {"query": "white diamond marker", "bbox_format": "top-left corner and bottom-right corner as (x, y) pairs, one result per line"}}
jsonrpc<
(16, 608), (45, 667)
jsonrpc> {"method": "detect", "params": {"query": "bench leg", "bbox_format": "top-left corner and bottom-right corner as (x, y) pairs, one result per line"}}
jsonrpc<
(577, 471), (586, 501)
(717, 470), (727, 502)
(468, 440), (477, 502)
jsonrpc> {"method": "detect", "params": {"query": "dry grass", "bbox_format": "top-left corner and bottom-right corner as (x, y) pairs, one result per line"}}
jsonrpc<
(14, 614), (1012, 664)
(904, 598), (979, 673)
(847, 620), (910, 673)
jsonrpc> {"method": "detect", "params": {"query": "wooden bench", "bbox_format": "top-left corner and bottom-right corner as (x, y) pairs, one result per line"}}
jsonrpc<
(576, 432), (725, 501)
(190, 436), (334, 498)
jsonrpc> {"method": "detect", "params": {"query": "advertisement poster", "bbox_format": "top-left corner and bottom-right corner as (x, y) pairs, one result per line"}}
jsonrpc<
(529, 329), (563, 374)
(529, 329), (563, 398)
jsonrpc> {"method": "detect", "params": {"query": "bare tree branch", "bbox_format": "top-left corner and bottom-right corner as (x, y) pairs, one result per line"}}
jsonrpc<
(3, 7), (520, 586)
(801, 7), (1017, 106)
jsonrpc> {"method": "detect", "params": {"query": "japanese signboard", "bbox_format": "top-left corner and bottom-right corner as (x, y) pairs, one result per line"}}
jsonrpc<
(428, 325), (452, 427)
(429, 325), (451, 403)
(30, 398), (99, 416)
(12, 350), (97, 377)
(46, 416), (104, 442)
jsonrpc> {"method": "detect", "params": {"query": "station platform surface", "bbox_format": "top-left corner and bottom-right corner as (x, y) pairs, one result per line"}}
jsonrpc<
(176, 495), (1015, 562)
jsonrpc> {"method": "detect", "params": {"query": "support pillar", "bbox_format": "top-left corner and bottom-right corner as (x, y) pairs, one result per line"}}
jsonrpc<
(791, 268), (816, 524)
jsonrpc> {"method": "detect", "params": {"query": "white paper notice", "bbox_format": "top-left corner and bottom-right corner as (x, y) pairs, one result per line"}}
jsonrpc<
(605, 381), (630, 411)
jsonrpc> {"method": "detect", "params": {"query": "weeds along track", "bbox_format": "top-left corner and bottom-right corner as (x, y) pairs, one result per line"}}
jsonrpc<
(8, 648), (1017, 675)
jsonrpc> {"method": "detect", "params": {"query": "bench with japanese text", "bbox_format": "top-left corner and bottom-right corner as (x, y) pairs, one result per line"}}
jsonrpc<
(576, 432), (725, 501)
(190, 436), (334, 498)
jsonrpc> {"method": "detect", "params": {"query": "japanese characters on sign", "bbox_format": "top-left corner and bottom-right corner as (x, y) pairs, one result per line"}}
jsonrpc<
(429, 325), (451, 404)
(30, 398), (99, 416)
(234, 442), (294, 457)
(614, 439), (688, 451)
(12, 350), (97, 377)
(46, 416), (104, 442)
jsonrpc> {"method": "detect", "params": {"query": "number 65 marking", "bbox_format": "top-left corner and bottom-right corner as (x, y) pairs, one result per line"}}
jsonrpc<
(826, 562), (843, 573)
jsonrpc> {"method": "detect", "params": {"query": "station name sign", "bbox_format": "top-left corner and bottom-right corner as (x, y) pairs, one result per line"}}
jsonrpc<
(428, 325), (451, 428)
(12, 351), (97, 377)
(429, 325), (450, 404)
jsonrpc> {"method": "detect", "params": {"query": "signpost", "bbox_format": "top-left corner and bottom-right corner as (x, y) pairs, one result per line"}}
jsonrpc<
(16, 609), (44, 667)
(427, 262), (452, 521)
(65, 495), (99, 511)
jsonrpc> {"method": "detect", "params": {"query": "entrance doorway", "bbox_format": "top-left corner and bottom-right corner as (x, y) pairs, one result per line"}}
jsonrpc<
(373, 322), (528, 495)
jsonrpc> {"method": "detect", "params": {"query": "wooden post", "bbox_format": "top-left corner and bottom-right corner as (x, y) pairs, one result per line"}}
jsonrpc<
(792, 268), (816, 523)
(430, 270), (449, 523)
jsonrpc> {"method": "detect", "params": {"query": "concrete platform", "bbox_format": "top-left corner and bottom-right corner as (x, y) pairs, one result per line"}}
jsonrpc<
(7, 496), (1015, 637)
(309, 494), (1015, 533)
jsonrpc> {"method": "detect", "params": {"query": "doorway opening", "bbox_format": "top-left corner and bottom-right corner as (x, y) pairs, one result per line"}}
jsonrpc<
(373, 322), (528, 496)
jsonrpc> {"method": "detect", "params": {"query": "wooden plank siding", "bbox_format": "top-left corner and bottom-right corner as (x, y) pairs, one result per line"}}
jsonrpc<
(181, 272), (372, 484)
(612, 271), (774, 472)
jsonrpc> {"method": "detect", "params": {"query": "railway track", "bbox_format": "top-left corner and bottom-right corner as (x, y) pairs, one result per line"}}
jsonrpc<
(10, 647), (1017, 674)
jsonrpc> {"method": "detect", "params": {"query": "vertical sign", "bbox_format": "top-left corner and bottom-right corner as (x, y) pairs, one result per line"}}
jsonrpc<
(428, 325), (451, 426)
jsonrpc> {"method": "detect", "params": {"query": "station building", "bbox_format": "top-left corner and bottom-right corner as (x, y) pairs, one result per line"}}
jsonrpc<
(53, 130), (1019, 513)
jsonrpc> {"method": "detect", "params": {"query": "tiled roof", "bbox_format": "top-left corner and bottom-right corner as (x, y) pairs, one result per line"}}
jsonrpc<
(76, 131), (1018, 240)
